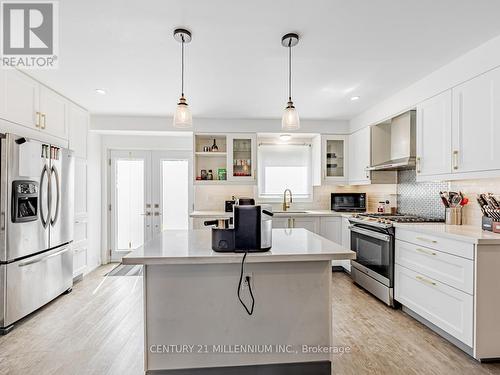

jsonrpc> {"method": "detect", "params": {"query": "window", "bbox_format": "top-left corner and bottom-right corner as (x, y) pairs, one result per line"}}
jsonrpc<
(258, 144), (312, 200)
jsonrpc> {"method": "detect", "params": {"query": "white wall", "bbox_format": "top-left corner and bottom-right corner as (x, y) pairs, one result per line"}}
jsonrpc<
(350, 34), (500, 132)
(92, 115), (350, 135)
(87, 132), (102, 269)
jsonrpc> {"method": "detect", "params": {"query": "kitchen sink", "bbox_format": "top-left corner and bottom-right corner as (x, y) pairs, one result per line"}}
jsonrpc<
(274, 211), (309, 214)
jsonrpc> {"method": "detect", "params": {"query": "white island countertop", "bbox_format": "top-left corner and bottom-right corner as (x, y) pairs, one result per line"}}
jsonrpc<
(122, 228), (356, 265)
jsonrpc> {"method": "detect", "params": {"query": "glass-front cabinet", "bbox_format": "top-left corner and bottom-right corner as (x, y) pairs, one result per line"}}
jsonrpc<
(322, 135), (348, 183)
(227, 134), (256, 182)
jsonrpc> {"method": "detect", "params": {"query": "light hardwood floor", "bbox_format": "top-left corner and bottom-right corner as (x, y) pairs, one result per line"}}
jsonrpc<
(1, 264), (499, 375)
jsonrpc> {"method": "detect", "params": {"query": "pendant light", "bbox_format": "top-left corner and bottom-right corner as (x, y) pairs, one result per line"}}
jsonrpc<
(281, 33), (300, 130)
(173, 28), (192, 128)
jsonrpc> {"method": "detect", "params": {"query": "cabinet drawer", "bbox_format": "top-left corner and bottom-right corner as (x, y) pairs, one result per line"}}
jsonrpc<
(396, 228), (474, 260)
(395, 240), (473, 294)
(395, 265), (473, 346)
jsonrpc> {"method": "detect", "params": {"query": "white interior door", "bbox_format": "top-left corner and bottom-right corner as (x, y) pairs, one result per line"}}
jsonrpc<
(110, 150), (192, 261)
(110, 151), (151, 262)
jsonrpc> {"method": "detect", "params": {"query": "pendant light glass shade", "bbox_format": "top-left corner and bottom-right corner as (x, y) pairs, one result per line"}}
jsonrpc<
(282, 101), (300, 130)
(173, 96), (192, 128)
(173, 29), (192, 128)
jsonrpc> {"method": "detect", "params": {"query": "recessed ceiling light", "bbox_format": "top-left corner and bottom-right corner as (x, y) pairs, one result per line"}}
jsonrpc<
(350, 96), (360, 101)
(280, 134), (292, 141)
(95, 88), (107, 95)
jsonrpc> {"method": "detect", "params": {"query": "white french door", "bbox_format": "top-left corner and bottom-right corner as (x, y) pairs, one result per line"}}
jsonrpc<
(110, 150), (192, 261)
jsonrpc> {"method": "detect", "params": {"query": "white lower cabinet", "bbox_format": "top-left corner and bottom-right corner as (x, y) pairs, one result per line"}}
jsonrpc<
(272, 216), (320, 233)
(340, 217), (352, 272)
(73, 245), (88, 278)
(271, 217), (291, 229)
(318, 217), (343, 268)
(293, 217), (320, 233)
(395, 228), (475, 349)
(319, 217), (341, 244)
(395, 240), (474, 294)
(395, 264), (473, 346)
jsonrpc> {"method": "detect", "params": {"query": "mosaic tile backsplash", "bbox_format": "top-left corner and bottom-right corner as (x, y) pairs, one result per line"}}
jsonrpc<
(397, 170), (449, 219)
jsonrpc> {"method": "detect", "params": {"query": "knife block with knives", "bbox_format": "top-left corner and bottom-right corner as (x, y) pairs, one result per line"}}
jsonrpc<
(477, 193), (500, 233)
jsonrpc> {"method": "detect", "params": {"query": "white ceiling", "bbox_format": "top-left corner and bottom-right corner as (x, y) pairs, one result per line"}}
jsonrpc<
(29, 0), (500, 120)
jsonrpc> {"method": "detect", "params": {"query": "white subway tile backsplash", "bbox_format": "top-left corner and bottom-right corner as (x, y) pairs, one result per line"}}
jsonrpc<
(194, 183), (397, 212)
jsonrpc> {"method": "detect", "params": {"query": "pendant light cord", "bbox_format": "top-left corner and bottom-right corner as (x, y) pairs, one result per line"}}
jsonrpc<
(288, 43), (292, 101)
(181, 36), (185, 97)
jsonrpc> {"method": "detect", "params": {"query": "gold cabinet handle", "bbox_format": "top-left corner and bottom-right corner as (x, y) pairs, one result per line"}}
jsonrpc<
(416, 157), (421, 174)
(35, 112), (41, 128)
(41, 113), (46, 129)
(416, 247), (436, 256)
(416, 275), (437, 286)
(416, 236), (437, 244)
(453, 150), (459, 170)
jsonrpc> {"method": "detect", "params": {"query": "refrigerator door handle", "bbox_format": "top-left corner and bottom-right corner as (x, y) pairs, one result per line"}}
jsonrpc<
(50, 165), (60, 226)
(40, 164), (50, 228)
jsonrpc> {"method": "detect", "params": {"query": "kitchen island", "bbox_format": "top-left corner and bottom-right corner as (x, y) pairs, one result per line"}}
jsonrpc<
(123, 228), (355, 374)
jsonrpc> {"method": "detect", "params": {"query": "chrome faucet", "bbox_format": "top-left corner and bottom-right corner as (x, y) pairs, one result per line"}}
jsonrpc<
(283, 189), (293, 211)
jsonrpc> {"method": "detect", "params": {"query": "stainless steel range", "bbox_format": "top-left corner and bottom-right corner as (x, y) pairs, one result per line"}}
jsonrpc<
(348, 213), (443, 307)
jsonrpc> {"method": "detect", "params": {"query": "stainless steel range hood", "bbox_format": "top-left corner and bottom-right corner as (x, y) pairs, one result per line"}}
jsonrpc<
(367, 110), (416, 171)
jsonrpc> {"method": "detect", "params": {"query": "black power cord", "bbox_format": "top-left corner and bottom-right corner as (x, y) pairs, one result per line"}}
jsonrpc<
(237, 251), (255, 315)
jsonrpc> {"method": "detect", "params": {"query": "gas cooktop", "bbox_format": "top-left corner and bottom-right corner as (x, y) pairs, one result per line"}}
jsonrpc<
(357, 213), (444, 222)
(350, 213), (444, 228)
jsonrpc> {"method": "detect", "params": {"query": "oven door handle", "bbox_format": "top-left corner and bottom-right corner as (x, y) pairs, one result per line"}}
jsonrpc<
(349, 225), (391, 242)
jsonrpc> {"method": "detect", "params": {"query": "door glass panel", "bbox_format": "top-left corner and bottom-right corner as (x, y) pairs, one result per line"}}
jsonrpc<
(116, 160), (144, 250)
(326, 140), (344, 177)
(232, 138), (252, 177)
(162, 160), (189, 230)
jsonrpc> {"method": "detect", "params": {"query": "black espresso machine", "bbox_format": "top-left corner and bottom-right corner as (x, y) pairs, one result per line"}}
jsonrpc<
(204, 205), (273, 252)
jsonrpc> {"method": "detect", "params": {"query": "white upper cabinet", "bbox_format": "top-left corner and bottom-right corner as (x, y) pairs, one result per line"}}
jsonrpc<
(348, 127), (371, 185)
(322, 135), (348, 184)
(68, 104), (89, 158)
(0, 70), (40, 129)
(39, 85), (69, 140)
(416, 91), (452, 178)
(226, 134), (256, 182)
(452, 67), (500, 174)
(0, 70), (70, 141)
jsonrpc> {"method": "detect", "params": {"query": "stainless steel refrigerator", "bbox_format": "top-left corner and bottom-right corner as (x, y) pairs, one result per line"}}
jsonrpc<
(0, 133), (74, 334)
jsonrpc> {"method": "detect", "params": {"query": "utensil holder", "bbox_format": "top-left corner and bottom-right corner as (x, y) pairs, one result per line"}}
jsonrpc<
(445, 207), (462, 225)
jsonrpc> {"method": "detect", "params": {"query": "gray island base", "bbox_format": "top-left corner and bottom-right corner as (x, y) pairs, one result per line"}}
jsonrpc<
(123, 228), (355, 374)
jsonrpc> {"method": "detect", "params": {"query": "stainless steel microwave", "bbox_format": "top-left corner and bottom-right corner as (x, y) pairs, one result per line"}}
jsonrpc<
(331, 193), (366, 212)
